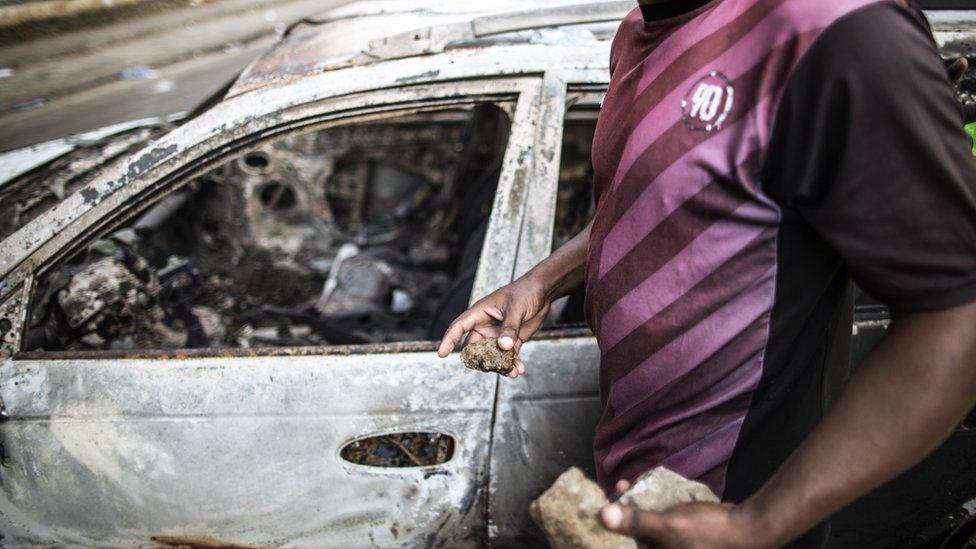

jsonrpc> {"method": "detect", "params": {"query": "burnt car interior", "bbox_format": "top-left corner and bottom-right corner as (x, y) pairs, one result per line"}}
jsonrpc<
(24, 104), (512, 352)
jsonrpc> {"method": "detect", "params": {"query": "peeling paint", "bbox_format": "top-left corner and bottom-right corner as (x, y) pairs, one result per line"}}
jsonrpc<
(396, 69), (441, 84)
(150, 535), (259, 548)
(126, 143), (179, 181)
(80, 188), (100, 206)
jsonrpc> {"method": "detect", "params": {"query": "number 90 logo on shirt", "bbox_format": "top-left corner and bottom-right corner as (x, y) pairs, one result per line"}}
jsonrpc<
(682, 71), (734, 132)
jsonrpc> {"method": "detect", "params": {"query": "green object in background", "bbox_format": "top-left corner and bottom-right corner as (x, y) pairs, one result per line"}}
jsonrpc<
(966, 122), (976, 156)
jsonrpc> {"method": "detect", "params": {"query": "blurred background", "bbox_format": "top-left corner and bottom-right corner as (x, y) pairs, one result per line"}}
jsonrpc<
(0, 0), (353, 151)
(0, 0), (969, 152)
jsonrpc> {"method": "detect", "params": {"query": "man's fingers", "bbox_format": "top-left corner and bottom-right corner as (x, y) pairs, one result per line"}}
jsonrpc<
(601, 504), (667, 540)
(497, 300), (524, 351)
(437, 309), (489, 357)
(485, 306), (505, 322)
(437, 321), (466, 357)
(518, 301), (551, 343)
(615, 479), (632, 495)
(949, 57), (970, 84)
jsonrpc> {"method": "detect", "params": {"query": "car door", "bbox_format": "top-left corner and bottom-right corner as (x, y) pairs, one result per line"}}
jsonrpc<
(0, 62), (548, 546)
(487, 78), (607, 547)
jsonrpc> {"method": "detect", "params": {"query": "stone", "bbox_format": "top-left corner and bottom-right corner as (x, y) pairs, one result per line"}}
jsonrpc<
(618, 467), (720, 511)
(530, 467), (637, 549)
(460, 337), (516, 375)
(530, 467), (720, 548)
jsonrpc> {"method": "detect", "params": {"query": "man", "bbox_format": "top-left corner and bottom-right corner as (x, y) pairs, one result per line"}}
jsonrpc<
(438, 0), (976, 546)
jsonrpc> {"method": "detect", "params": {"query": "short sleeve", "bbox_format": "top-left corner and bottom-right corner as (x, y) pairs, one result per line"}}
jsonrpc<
(761, 2), (976, 312)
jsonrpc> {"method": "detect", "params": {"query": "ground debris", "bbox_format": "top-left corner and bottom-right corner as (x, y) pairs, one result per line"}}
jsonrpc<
(461, 337), (515, 375)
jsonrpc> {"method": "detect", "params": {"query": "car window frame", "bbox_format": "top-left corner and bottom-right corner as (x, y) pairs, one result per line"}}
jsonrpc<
(514, 80), (607, 338)
(2, 74), (547, 360)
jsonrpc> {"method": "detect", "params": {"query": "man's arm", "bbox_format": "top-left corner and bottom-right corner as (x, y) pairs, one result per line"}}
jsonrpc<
(525, 220), (591, 301)
(436, 221), (591, 377)
(600, 299), (976, 547)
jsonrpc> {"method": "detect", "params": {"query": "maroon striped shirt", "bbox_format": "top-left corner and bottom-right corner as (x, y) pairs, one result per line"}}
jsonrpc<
(587, 0), (895, 495)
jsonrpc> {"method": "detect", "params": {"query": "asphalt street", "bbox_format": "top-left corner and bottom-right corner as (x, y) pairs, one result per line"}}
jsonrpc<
(0, 0), (352, 152)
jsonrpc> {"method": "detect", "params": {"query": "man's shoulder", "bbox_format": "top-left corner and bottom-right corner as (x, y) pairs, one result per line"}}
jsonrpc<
(766, 0), (908, 40)
(783, 0), (935, 78)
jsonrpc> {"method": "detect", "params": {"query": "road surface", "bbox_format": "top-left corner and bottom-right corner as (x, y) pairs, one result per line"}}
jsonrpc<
(0, 0), (352, 151)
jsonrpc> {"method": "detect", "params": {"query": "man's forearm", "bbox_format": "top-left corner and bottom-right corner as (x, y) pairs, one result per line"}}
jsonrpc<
(739, 300), (976, 546)
(523, 220), (591, 300)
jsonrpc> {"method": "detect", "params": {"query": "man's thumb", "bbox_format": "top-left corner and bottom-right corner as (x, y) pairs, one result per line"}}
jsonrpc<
(601, 504), (627, 531)
(601, 504), (665, 539)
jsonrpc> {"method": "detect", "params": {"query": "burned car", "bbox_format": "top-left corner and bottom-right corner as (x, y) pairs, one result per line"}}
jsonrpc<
(0, 1), (974, 546)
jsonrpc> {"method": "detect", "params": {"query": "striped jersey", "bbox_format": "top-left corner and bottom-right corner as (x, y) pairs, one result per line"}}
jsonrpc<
(586, 0), (976, 504)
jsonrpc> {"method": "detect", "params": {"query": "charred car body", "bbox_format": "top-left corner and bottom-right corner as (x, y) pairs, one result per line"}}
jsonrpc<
(0, 1), (974, 546)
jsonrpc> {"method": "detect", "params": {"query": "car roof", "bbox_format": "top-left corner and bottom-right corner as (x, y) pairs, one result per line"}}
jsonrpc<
(227, 0), (632, 96)
(226, 2), (976, 97)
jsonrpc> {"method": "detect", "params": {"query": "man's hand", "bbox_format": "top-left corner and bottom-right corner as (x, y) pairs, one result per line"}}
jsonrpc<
(436, 275), (552, 378)
(600, 502), (761, 549)
(437, 220), (592, 377)
(600, 300), (976, 548)
(598, 479), (767, 549)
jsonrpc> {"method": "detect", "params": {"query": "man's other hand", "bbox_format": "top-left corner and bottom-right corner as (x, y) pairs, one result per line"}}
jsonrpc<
(599, 479), (770, 549)
(600, 501), (766, 549)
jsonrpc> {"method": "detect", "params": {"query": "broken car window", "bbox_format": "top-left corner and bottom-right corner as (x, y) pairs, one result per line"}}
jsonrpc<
(25, 104), (512, 352)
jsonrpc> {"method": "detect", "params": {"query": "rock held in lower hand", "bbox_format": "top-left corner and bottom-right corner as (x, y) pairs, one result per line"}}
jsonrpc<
(530, 467), (636, 549)
(618, 467), (719, 511)
(530, 466), (719, 548)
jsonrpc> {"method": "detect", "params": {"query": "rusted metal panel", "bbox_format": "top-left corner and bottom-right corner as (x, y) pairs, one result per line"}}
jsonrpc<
(0, 117), (173, 188)
(469, 79), (544, 303)
(227, 0), (622, 97)
(230, 6), (970, 98)
(149, 536), (258, 548)
(0, 352), (495, 546)
(486, 70), (604, 543)
(0, 279), (30, 359)
(487, 336), (602, 546)
(364, 2), (629, 65)
(512, 73), (569, 280)
(13, 329), (595, 362)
